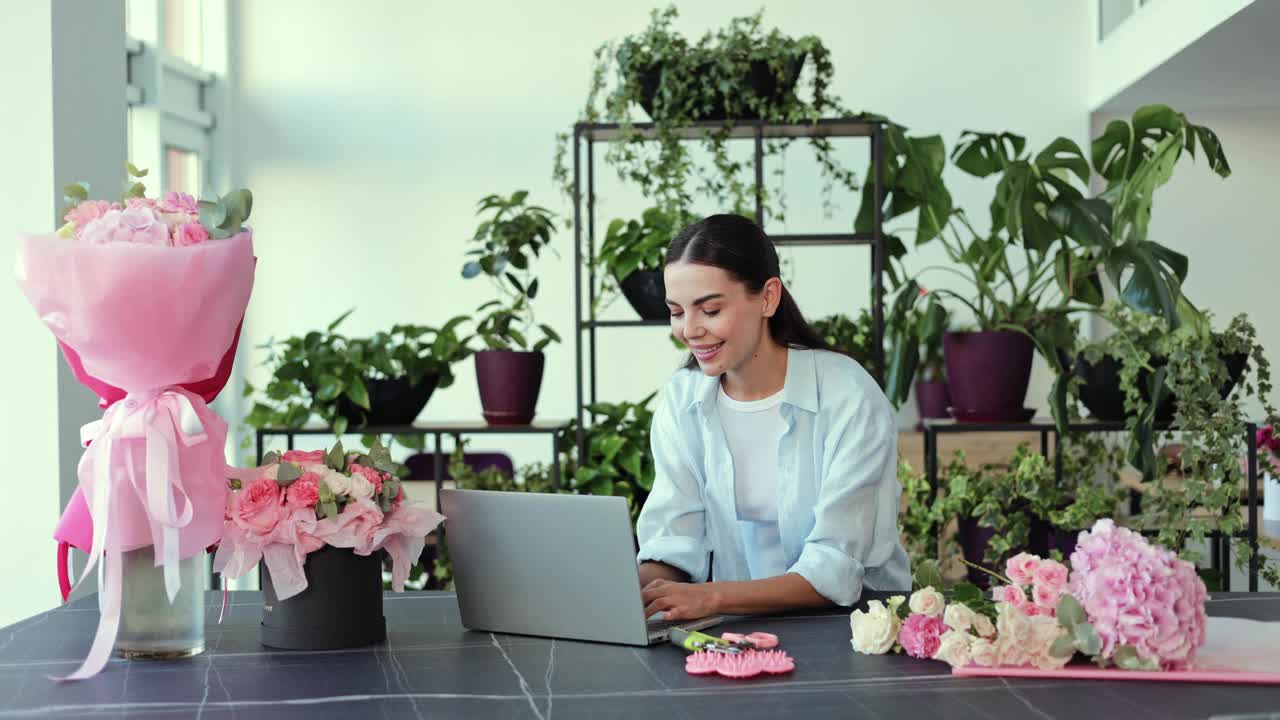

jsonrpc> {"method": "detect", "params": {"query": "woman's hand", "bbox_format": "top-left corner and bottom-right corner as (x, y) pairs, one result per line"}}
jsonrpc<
(641, 579), (722, 621)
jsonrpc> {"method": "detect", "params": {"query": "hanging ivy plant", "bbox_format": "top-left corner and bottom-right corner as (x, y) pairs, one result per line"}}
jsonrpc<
(553, 6), (857, 222)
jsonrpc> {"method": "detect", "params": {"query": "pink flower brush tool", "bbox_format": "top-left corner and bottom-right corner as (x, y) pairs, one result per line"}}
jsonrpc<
(684, 650), (796, 679)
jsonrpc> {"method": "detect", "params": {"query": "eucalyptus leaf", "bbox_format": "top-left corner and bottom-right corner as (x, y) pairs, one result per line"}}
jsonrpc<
(1073, 622), (1103, 656)
(1056, 594), (1086, 629)
(275, 462), (303, 486)
(912, 559), (944, 591)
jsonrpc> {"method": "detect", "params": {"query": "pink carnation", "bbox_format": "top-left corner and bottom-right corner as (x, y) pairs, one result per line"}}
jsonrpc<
(349, 463), (385, 494)
(157, 190), (199, 214)
(1005, 553), (1041, 585)
(899, 613), (947, 659)
(173, 221), (209, 246)
(286, 472), (322, 509)
(1069, 519), (1208, 670)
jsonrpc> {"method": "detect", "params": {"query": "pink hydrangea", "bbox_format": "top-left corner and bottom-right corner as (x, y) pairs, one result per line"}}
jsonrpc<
(64, 200), (117, 233)
(80, 206), (171, 246)
(286, 472), (322, 509)
(899, 613), (948, 659)
(1069, 519), (1208, 670)
(157, 191), (199, 214)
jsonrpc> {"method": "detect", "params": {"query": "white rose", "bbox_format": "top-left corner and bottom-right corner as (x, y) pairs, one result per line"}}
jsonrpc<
(348, 472), (376, 499)
(970, 638), (999, 667)
(1029, 618), (1072, 671)
(973, 613), (996, 638)
(943, 603), (975, 633)
(850, 600), (900, 655)
(996, 601), (1034, 646)
(322, 469), (353, 497)
(933, 630), (973, 667)
(908, 587), (946, 618)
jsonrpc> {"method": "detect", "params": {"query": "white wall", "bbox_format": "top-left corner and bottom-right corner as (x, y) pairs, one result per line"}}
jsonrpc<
(1091, 0), (1254, 109)
(1090, 107), (1280, 418)
(0, 2), (125, 628)
(228, 0), (1093, 459)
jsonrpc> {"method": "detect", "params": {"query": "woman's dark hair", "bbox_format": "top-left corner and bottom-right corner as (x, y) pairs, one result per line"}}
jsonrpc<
(666, 214), (833, 369)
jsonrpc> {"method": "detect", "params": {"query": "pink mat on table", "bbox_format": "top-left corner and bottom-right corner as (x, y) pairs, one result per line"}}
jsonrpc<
(954, 617), (1280, 685)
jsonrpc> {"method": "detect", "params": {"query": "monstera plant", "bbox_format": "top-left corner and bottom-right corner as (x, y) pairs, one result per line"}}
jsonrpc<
(882, 105), (1230, 438)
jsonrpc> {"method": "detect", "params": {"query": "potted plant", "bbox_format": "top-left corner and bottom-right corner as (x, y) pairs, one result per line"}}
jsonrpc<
(879, 287), (951, 422)
(215, 438), (442, 650)
(885, 106), (1228, 426)
(554, 6), (857, 222)
(563, 394), (658, 523)
(596, 205), (691, 320)
(462, 191), (561, 425)
(245, 310), (471, 436)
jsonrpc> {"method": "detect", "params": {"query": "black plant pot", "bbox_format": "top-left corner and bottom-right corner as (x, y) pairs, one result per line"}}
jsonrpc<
(956, 514), (1050, 588)
(336, 375), (438, 427)
(260, 546), (386, 650)
(637, 56), (806, 122)
(1062, 350), (1248, 422)
(618, 270), (669, 320)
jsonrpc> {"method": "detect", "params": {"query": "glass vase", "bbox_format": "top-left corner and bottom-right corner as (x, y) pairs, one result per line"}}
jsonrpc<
(116, 546), (205, 659)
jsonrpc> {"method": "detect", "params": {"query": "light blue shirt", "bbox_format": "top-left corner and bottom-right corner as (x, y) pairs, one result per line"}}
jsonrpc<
(636, 347), (911, 606)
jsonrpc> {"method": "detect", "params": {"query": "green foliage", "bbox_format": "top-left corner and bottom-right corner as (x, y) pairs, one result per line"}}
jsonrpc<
(594, 205), (692, 315)
(554, 6), (857, 222)
(243, 310), (472, 435)
(813, 310), (880, 376)
(924, 439), (1125, 567)
(1086, 302), (1279, 584)
(882, 285), (950, 407)
(564, 394), (658, 522)
(462, 191), (559, 352)
(883, 106), (1232, 434)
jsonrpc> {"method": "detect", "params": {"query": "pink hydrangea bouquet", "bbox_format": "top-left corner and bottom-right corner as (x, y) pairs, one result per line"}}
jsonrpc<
(851, 519), (1208, 672)
(15, 165), (256, 680)
(214, 438), (444, 599)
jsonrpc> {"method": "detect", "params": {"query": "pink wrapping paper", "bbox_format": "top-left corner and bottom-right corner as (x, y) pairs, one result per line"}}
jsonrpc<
(15, 231), (255, 680)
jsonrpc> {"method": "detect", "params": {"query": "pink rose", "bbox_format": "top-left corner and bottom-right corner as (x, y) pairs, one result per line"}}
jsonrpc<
(319, 498), (386, 554)
(80, 206), (171, 245)
(157, 190), (199, 214)
(1005, 552), (1042, 585)
(64, 200), (116, 233)
(286, 472), (322, 509)
(173, 221), (209, 246)
(233, 478), (285, 535)
(124, 196), (157, 210)
(1032, 583), (1063, 613)
(349, 463), (385, 494)
(1033, 559), (1069, 593)
(995, 584), (1027, 607)
(282, 450), (327, 465)
(898, 614), (947, 659)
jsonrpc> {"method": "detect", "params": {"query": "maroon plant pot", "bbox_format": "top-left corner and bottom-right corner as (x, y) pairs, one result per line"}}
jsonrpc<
(957, 515), (1050, 588)
(943, 331), (1035, 422)
(475, 350), (545, 426)
(914, 379), (951, 423)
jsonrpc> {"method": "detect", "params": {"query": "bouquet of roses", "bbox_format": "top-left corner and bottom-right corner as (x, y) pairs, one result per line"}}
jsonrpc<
(852, 519), (1208, 672)
(14, 165), (256, 680)
(214, 438), (444, 599)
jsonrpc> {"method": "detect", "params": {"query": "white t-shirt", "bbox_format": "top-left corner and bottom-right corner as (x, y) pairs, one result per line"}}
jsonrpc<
(717, 382), (788, 579)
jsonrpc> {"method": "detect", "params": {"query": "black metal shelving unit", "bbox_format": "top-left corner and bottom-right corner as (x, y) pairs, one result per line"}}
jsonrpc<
(921, 418), (1263, 591)
(570, 117), (889, 448)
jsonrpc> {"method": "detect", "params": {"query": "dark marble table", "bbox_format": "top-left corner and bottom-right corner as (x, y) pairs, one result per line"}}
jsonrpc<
(2, 591), (1280, 719)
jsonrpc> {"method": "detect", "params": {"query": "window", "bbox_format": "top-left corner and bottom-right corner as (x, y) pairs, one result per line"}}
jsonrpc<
(126, 0), (224, 198)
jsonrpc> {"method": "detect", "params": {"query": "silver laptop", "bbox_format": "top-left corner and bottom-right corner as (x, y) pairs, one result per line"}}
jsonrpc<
(439, 488), (721, 645)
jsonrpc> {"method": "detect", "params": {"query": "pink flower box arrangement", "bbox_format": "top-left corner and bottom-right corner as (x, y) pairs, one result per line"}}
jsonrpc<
(215, 438), (443, 650)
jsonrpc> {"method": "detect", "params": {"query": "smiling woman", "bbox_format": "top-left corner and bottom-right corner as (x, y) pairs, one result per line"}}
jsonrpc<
(637, 215), (911, 621)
